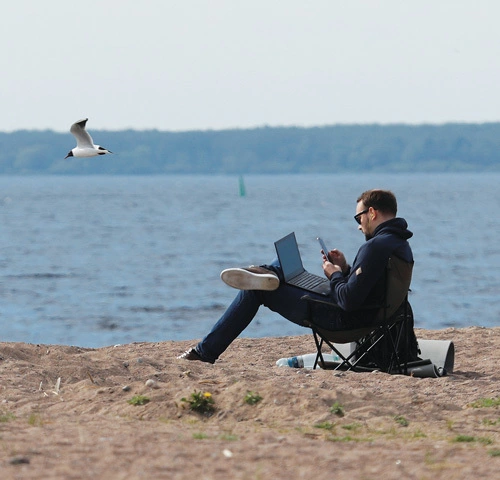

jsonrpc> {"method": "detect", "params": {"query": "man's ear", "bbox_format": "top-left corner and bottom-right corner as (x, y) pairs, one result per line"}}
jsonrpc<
(369, 206), (377, 221)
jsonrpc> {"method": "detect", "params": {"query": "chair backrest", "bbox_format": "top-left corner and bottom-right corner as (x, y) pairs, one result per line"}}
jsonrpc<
(375, 256), (413, 323)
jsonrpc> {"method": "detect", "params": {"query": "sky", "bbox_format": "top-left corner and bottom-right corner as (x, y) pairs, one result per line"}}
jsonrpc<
(1, 0), (500, 132)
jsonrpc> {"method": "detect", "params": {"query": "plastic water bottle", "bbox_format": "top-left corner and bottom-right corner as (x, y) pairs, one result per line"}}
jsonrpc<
(276, 352), (342, 369)
(276, 356), (304, 368)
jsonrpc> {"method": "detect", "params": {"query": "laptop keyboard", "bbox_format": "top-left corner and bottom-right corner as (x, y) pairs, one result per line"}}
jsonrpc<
(290, 271), (328, 289)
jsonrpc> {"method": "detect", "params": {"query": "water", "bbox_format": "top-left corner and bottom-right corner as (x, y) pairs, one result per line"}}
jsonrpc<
(0, 174), (499, 348)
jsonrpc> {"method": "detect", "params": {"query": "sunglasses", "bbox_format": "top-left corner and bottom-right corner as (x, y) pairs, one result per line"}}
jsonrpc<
(354, 208), (369, 225)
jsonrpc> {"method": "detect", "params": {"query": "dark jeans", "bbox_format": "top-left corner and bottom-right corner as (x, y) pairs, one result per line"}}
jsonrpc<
(196, 260), (345, 363)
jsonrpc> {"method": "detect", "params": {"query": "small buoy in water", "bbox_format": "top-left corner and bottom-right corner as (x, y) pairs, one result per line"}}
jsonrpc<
(238, 175), (246, 197)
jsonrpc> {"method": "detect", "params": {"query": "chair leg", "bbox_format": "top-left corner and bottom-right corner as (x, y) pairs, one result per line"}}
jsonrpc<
(312, 330), (358, 371)
(311, 331), (324, 370)
(387, 325), (403, 374)
(384, 315), (413, 375)
(307, 307), (412, 375)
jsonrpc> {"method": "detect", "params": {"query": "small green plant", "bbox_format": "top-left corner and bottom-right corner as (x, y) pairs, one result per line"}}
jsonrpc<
(479, 437), (493, 445)
(0, 412), (15, 423)
(394, 415), (409, 427)
(192, 432), (209, 439)
(482, 418), (500, 426)
(453, 435), (476, 443)
(181, 390), (215, 413)
(27, 413), (43, 427)
(244, 391), (262, 405)
(128, 395), (150, 406)
(469, 397), (500, 408)
(453, 435), (491, 445)
(342, 422), (362, 431)
(488, 449), (500, 457)
(314, 421), (334, 430)
(330, 401), (344, 417)
(327, 435), (361, 443)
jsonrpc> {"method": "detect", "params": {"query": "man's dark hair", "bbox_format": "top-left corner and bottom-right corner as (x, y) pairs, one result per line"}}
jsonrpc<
(357, 189), (397, 216)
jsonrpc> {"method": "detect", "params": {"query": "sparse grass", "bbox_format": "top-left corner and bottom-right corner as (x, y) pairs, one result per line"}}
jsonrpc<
(479, 437), (493, 445)
(0, 412), (15, 423)
(327, 435), (366, 443)
(394, 415), (409, 427)
(127, 395), (150, 406)
(27, 413), (43, 427)
(192, 432), (209, 440)
(244, 391), (262, 405)
(181, 391), (215, 414)
(453, 435), (476, 443)
(366, 425), (395, 437)
(488, 449), (500, 457)
(469, 397), (500, 408)
(330, 402), (344, 417)
(453, 434), (493, 445)
(342, 422), (362, 431)
(482, 418), (500, 426)
(314, 421), (334, 430)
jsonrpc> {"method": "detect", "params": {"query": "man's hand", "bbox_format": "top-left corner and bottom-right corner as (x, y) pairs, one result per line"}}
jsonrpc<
(322, 249), (348, 279)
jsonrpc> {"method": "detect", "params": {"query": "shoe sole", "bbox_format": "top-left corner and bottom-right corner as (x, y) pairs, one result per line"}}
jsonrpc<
(220, 268), (279, 291)
(176, 348), (215, 364)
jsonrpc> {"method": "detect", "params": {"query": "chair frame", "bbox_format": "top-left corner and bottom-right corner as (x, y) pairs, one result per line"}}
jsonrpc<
(301, 256), (413, 374)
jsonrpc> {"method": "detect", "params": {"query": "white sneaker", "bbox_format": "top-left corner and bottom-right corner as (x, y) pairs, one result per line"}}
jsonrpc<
(220, 266), (279, 291)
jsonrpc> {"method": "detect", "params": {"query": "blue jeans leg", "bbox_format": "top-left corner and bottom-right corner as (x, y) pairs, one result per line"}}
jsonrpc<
(196, 269), (326, 362)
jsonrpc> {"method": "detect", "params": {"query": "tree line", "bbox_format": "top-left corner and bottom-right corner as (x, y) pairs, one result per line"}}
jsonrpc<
(0, 123), (499, 175)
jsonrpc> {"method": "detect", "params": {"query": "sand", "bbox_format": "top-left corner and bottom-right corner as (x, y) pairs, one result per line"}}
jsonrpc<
(1, 326), (500, 479)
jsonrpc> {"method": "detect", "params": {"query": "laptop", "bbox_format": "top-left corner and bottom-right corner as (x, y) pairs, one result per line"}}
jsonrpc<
(274, 232), (331, 296)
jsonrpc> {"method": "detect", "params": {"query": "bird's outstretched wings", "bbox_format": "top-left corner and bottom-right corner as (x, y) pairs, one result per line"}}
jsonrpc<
(70, 118), (94, 148)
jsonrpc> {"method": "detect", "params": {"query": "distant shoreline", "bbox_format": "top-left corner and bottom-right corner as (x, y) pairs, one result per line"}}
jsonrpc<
(2, 123), (500, 174)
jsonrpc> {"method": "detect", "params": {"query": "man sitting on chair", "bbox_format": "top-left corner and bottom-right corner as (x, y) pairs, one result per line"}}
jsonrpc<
(178, 189), (416, 365)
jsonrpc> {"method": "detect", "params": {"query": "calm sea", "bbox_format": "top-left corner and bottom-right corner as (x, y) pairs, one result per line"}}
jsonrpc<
(0, 174), (498, 348)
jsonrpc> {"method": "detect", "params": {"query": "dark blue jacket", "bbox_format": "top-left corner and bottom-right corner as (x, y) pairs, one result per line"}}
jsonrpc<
(329, 218), (413, 317)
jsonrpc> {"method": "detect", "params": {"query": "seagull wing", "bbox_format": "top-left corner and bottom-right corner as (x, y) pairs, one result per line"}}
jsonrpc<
(70, 118), (94, 148)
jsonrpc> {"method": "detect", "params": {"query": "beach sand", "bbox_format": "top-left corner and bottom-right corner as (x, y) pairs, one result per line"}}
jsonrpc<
(1, 327), (500, 479)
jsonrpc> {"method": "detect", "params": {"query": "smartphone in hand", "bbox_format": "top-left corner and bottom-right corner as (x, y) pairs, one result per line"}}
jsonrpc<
(316, 237), (331, 262)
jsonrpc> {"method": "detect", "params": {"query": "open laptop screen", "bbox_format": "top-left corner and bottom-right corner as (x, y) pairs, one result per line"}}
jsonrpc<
(274, 232), (305, 281)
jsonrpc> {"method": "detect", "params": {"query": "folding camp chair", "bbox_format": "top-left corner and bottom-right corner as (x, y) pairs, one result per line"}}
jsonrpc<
(301, 256), (416, 374)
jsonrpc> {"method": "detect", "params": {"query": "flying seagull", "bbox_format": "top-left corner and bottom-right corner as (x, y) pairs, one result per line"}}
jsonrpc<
(65, 118), (113, 158)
